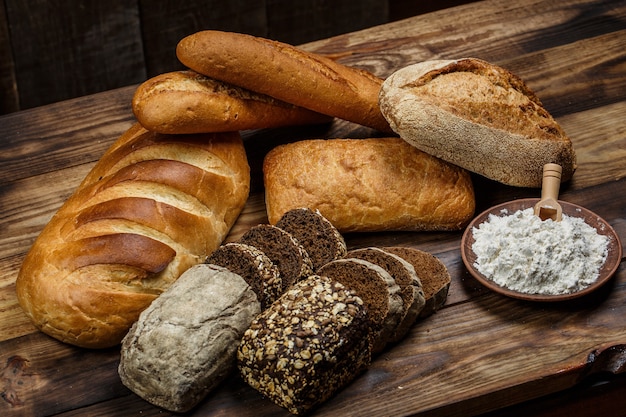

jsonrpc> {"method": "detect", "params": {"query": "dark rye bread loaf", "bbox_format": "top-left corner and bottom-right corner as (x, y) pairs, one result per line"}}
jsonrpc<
(206, 242), (281, 309)
(275, 207), (347, 270)
(238, 275), (371, 415)
(239, 224), (313, 291)
(317, 258), (403, 353)
(347, 247), (426, 344)
(119, 264), (260, 413)
(384, 247), (451, 317)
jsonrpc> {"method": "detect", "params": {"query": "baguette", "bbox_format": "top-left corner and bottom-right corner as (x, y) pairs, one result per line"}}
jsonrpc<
(379, 58), (577, 187)
(16, 123), (250, 348)
(132, 70), (332, 134)
(176, 30), (392, 132)
(263, 138), (475, 232)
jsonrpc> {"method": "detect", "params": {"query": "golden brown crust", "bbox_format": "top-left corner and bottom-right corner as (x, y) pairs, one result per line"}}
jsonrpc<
(16, 123), (250, 348)
(263, 138), (475, 232)
(132, 70), (332, 134)
(379, 58), (577, 187)
(176, 31), (392, 132)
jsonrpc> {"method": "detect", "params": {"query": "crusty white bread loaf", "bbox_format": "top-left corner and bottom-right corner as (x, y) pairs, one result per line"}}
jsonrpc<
(119, 264), (260, 413)
(379, 58), (577, 187)
(132, 70), (332, 134)
(176, 30), (392, 132)
(263, 138), (475, 232)
(16, 123), (250, 348)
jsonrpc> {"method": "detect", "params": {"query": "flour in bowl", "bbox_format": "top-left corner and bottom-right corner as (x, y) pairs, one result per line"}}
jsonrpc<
(471, 207), (609, 295)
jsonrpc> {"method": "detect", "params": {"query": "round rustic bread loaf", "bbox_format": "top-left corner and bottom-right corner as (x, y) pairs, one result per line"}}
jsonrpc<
(379, 58), (577, 187)
(206, 242), (282, 309)
(238, 274), (371, 415)
(317, 258), (403, 353)
(384, 247), (451, 317)
(275, 207), (347, 270)
(239, 224), (313, 291)
(347, 247), (426, 344)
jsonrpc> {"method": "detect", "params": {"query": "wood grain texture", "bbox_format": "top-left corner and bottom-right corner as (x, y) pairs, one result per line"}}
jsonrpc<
(0, 0), (18, 114)
(0, 0), (625, 415)
(4, 0), (145, 111)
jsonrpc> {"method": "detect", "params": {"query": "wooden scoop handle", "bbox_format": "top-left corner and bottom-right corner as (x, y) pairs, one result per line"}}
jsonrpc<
(541, 163), (562, 201)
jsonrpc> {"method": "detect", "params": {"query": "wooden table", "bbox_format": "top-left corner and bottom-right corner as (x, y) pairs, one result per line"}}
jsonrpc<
(1, 0), (625, 415)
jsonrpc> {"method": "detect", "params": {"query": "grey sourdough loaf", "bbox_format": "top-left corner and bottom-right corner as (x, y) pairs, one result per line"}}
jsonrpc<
(16, 123), (250, 348)
(379, 58), (577, 187)
(119, 264), (260, 413)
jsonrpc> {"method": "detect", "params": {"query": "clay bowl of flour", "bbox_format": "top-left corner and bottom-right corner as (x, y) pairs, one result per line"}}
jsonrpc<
(461, 198), (622, 302)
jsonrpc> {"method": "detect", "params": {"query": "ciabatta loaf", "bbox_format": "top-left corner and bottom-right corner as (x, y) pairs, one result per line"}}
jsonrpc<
(263, 138), (475, 232)
(16, 123), (250, 348)
(176, 30), (392, 132)
(379, 58), (577, 187)
(132, 70), (331, 134)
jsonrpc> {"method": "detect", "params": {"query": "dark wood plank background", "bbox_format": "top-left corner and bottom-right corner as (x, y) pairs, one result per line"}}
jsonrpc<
(0, 0), (475, 116)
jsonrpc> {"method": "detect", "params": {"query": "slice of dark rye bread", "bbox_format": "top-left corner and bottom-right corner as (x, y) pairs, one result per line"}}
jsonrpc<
(383, 247), (451, 317)
(239, 224), (314, 291)
(275, 207), (347, 270)
(206, 242), (282, 309)
(237, 274), (371, 415)
(346, 247), (426, 343)
(317, 258), (403, 353)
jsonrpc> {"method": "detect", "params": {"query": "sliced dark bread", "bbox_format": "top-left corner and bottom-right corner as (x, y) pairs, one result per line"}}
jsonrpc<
(239, 224), (313, 291)
(384, 247), (450, 317)
(275, 207), (347, 270)
(347, 247), (425, 343)
(206, 242), (282, 309)
(317, 258), (403, 353)
(238, 274), (371, 415)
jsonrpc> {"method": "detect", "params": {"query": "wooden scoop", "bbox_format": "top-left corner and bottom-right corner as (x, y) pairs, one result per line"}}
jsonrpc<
(534, 163), (563, 221)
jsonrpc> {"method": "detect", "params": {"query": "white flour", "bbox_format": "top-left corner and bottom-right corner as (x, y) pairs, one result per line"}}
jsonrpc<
(471, 207), (609, 295)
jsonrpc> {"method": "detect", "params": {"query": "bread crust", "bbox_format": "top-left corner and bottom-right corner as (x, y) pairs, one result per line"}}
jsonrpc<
(16, 123), (250, 348)
(379, 58), (576, 187)
(132, 70), (331, 134)
(176, 30), (392, 132)
(263, 138), (475, 232)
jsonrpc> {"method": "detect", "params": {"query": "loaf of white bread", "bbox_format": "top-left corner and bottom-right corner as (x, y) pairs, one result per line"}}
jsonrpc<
(16, 124), (250, 348)
(132, 70), (332, 134)
(379, 58), (577, 187)
(263, 137), (476, 232)
(175, 30), (393, 133)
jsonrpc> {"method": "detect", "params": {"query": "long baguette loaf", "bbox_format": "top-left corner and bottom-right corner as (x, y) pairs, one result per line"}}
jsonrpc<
(263, 138), (475, 232)
(132, 70), (332, 134)
(176, 30), (392, 133)
(379, 58), (577, 187)
(16, 123), (250, 348)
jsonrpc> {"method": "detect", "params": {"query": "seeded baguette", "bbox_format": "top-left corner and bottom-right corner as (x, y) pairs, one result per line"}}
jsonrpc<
(176, 30), (392, 132)
(379, 58), (577, 187)
(133, 70), (331, 134)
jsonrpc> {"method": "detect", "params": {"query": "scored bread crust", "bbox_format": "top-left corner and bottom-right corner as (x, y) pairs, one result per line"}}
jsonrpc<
(16, 123), (250, 348)
(132, 70), (332, 134)
(176, 30), (392, 132)
(379, 58), (577, 187)
(263, 138), (475, 232)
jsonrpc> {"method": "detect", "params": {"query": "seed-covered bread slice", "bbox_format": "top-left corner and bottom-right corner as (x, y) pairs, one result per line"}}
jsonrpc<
(275, 207), (347, 270)
(238, 274), (371, 415)
(384, 247), (450, 317)
(239, 224), (313, 291)
(317, 258), (403, 353)
(206, 242), (282, 309)
(379, 58), (576, 187)
(347, 247), (426, 343)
